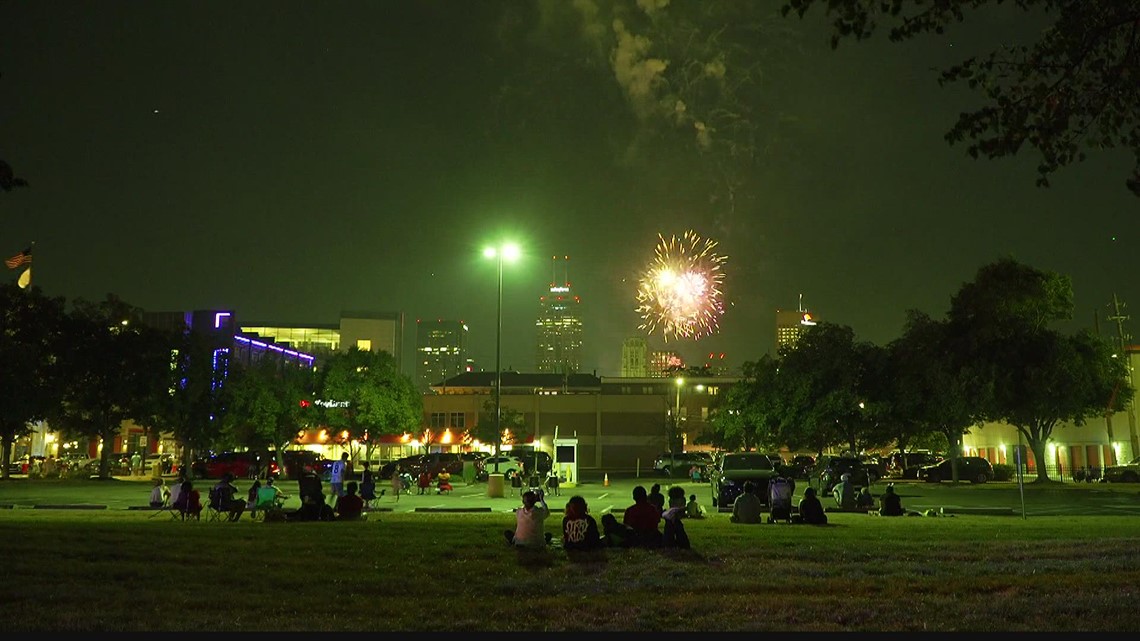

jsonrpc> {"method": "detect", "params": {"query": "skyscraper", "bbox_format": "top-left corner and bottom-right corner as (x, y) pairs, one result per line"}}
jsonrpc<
(535, 255), (583, 375)
(621, 336), (648, 377)
(416, 319), (468, 392)
(775, 297), (818, 355)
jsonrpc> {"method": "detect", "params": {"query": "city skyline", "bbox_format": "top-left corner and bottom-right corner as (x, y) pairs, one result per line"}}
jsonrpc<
(2, 3), (1136, 379)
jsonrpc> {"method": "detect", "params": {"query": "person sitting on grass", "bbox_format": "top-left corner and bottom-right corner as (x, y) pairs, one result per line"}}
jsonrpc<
(562, 495), (603, 551)
(334, 481), (365, 521)
(832, 473), (856, 509)
(685, 493), (706, 519)
(878, 483), (906, 517)
(504, 489), (552, 548)
(855, 485), (875, 509)
(600, 513), (637, 548)
(622, 485), (663, 547)
(730, 480), (764, 524)
(662, 485), (691, 549)
(792, 487), (828, 525)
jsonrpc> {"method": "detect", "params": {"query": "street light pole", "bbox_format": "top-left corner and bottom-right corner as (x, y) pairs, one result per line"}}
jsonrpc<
(494, 249), (503, 474)
(484, 243), (519, 480)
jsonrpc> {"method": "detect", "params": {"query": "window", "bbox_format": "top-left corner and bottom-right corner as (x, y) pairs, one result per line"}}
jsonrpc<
(449, 413), (465, 429)
(356, 339), (372, 351)
(430, 412), (446, 428)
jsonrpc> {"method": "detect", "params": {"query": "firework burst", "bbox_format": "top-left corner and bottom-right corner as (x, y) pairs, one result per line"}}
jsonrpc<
(636, 230), (727, 341)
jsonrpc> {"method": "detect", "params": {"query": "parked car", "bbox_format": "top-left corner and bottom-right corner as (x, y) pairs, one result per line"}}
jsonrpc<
(710, 452), (781, 509)
(7, 455), (45, 475)
(415, 452), (464, 479)
(653, 451), (713, 478)
(784, 454), (817, 480)
(1102, 455), (1140, 483)
(380, 455), (426, 480)
(144, 453), (174, 475)
(917, 456), (994, 484)
(510, 449), (554, 477)
(199, 451), (280, 480)
(886, 450), (944, 479)
(475, 454), (526, 481)
(814, 455), (880, 494)
(277, 450), (332, 480)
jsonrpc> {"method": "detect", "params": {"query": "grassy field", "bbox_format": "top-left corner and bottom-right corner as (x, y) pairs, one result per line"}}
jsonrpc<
(1, 478), (1139, 631)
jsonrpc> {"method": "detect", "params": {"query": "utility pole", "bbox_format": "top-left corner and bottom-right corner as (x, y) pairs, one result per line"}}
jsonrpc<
(1107, 294), (1138, 461)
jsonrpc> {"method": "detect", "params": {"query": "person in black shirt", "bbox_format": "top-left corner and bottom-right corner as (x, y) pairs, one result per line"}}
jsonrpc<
(793, 487), (828, 525)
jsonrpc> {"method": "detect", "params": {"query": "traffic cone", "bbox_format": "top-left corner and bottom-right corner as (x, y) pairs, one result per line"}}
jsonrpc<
(604, 473), (610, 487)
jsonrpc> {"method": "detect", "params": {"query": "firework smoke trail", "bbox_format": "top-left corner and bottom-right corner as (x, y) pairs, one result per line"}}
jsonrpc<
(636, 230), (727, 341)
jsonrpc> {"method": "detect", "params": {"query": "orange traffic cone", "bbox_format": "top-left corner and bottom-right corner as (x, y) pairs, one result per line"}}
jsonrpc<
(604, 473), (610, 487)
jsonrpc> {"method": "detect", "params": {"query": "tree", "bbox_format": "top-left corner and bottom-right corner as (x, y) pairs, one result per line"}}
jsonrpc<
(777, 322), (871, 456)
(0, 283), (65, 478)
(473, 398), (528, 472)
(888, 310), (984, 482)
(51, 295), (157, 480)
(781, 0), (1140, 196)
(317, 348), (421, 459)
(706, 355), (784, 452)
(946, 257), (1132, 481)
(989, 327), (1131, 482)
(219, 357), (315, 476)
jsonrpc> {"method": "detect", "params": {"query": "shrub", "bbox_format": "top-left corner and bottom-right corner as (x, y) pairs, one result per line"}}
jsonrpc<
(992, 463), (1014, 481)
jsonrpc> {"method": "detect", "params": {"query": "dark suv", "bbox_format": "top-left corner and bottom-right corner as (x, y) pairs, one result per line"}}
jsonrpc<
(917, 456), (993, 484)
(710, 452), (781, 509)
(653, 451), (713, 478)
(814, 455), (880, 494)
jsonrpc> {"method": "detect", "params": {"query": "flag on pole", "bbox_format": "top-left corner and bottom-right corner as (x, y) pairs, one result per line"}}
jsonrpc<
(17, 267), (31, 289)
(5, 246), (32, 269)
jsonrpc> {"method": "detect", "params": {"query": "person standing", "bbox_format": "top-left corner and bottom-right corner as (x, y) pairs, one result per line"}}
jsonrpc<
(730, 481), (763, 524)
(359, 461), (377, 508)
(390, 463), (404, 501)
(130, 451), (143, 477)
(504, 489), (552, 548)
(329, 452), (350, 501)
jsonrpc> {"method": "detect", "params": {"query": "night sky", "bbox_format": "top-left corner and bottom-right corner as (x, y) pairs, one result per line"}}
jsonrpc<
(2, 1), (1136, 377)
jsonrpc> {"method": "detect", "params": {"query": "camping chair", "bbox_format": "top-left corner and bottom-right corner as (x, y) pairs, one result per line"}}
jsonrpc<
(206, 485), (226, 522)
(249, 486), (286, 521)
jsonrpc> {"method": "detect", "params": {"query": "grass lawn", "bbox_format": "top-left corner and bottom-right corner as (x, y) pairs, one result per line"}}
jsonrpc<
(1, 493), (1139, 631)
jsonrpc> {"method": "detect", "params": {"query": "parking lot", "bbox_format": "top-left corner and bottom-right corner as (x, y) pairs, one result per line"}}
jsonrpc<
(2, 470), (1139, 518)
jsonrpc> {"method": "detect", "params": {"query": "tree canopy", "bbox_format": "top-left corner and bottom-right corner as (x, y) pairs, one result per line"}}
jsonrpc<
(782, 0), (1140, 197)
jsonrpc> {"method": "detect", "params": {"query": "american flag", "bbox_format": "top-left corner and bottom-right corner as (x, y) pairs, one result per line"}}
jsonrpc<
(5, 246), (32, 270)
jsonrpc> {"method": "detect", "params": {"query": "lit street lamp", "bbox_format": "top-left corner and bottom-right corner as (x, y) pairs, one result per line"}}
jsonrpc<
(484, 243), (519, 478)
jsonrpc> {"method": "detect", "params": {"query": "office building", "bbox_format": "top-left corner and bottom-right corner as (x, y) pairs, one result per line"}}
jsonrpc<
(621, 336), (648, 377)
(647, 349), (683, 377)
(241, 310), (405, 370)
(416, 319), (468, 392)
(776, 308), (818, 354)
(535, 256), (583, 375)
